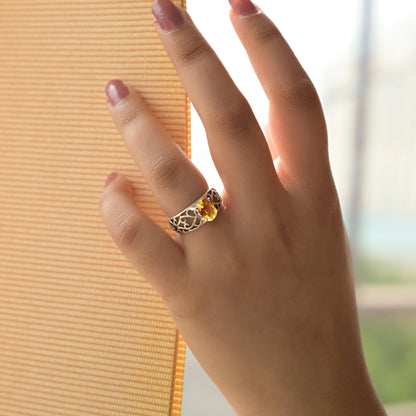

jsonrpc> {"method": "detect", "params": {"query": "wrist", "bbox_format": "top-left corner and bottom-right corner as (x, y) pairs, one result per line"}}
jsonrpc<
(238, 361), (387, 416)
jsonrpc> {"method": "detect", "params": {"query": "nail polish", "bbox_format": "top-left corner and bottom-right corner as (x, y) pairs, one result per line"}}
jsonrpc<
(105, 79), (129, 106)
(152, 0), (185, 32)
(229, 0), (259, 17)
(105, 172), (118, 187)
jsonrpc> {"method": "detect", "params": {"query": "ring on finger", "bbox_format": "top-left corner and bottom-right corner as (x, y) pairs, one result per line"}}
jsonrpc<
(169, 188), (222, 234)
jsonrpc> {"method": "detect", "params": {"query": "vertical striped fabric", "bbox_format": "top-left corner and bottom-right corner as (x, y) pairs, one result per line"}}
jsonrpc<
(0, 1), (188, 414)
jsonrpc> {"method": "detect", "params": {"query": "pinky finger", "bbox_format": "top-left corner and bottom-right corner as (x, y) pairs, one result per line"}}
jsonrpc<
(99, 173), (189, 306)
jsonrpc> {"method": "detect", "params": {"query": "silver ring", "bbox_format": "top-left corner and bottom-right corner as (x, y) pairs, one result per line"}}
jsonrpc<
(169, 188), (222, 234)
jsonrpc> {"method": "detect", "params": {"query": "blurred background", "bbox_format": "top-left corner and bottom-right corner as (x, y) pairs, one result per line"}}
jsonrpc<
(182, 0), (416, 414)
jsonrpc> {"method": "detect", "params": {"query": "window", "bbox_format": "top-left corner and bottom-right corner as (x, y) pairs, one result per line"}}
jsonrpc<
(182, 1), (416, 414)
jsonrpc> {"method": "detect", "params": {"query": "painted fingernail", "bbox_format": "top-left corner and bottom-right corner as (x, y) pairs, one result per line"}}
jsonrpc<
(105, 172), (118, 188)
(229, 0), (259, 17)
(105, 79), (129, 106)
(152, 0), (185, 32)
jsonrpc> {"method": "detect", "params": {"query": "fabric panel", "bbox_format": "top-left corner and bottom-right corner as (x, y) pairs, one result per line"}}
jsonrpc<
(0, 1), (188, 414)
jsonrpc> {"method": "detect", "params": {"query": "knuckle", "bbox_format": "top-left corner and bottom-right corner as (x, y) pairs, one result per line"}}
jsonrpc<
(114, 214), (143, 250)
(118, 105), (143, 131)
(279, 77), (320, 107)
(99, 193), (145, 250)
(256, 21), (282, 44)
(148, 154), (182, 188)
(176, 39), (213, 67)
(211, 98), (255, 137)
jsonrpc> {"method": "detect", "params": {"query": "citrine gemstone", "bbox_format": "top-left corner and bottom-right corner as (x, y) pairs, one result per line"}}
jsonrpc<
(197, 198), (217, 221)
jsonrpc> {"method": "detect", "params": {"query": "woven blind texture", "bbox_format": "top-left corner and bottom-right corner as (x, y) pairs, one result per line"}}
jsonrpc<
(0, 1), (189, 414)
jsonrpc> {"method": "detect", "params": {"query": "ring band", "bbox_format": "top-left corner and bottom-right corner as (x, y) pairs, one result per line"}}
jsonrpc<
(169, 188), (222, 234)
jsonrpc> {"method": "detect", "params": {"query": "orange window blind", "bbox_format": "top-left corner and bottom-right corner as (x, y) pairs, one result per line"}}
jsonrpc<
(0, 1), (188, 414)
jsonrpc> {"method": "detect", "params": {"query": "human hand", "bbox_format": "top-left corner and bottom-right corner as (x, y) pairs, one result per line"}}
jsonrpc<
(99, 0), (387, 415)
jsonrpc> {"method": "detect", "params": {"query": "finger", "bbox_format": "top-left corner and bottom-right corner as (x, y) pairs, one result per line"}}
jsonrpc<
(105, 79), (208, 219)
(229, 2), (330, 186)
(151, 0), (283, 205)
(99, 172), (188, 305)
(262, 121), (285, 180)
(262, 120), (278, 161)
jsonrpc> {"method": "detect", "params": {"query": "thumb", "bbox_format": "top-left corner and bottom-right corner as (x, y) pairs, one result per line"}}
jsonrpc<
(99, 172), (188, 306)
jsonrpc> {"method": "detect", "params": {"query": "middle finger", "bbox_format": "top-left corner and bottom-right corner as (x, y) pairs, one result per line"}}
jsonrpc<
(151, 0), (283, 204)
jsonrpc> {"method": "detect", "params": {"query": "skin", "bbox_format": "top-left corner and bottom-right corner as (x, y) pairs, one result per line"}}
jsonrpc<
(99, 3), (387, 416)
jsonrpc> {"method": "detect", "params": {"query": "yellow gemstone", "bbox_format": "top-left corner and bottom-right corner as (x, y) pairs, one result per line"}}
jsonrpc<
(197, 198), (217, 221)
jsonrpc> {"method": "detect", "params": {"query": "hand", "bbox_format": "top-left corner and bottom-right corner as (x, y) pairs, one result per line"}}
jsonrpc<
(99, 0), (387, 415)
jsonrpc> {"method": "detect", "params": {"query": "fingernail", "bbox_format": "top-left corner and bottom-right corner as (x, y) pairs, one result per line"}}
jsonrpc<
(229, 0), (259, 17)
(105, 172), (118, 187)
(152, 0), (185, 32)
(105, 79), (129, 106)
